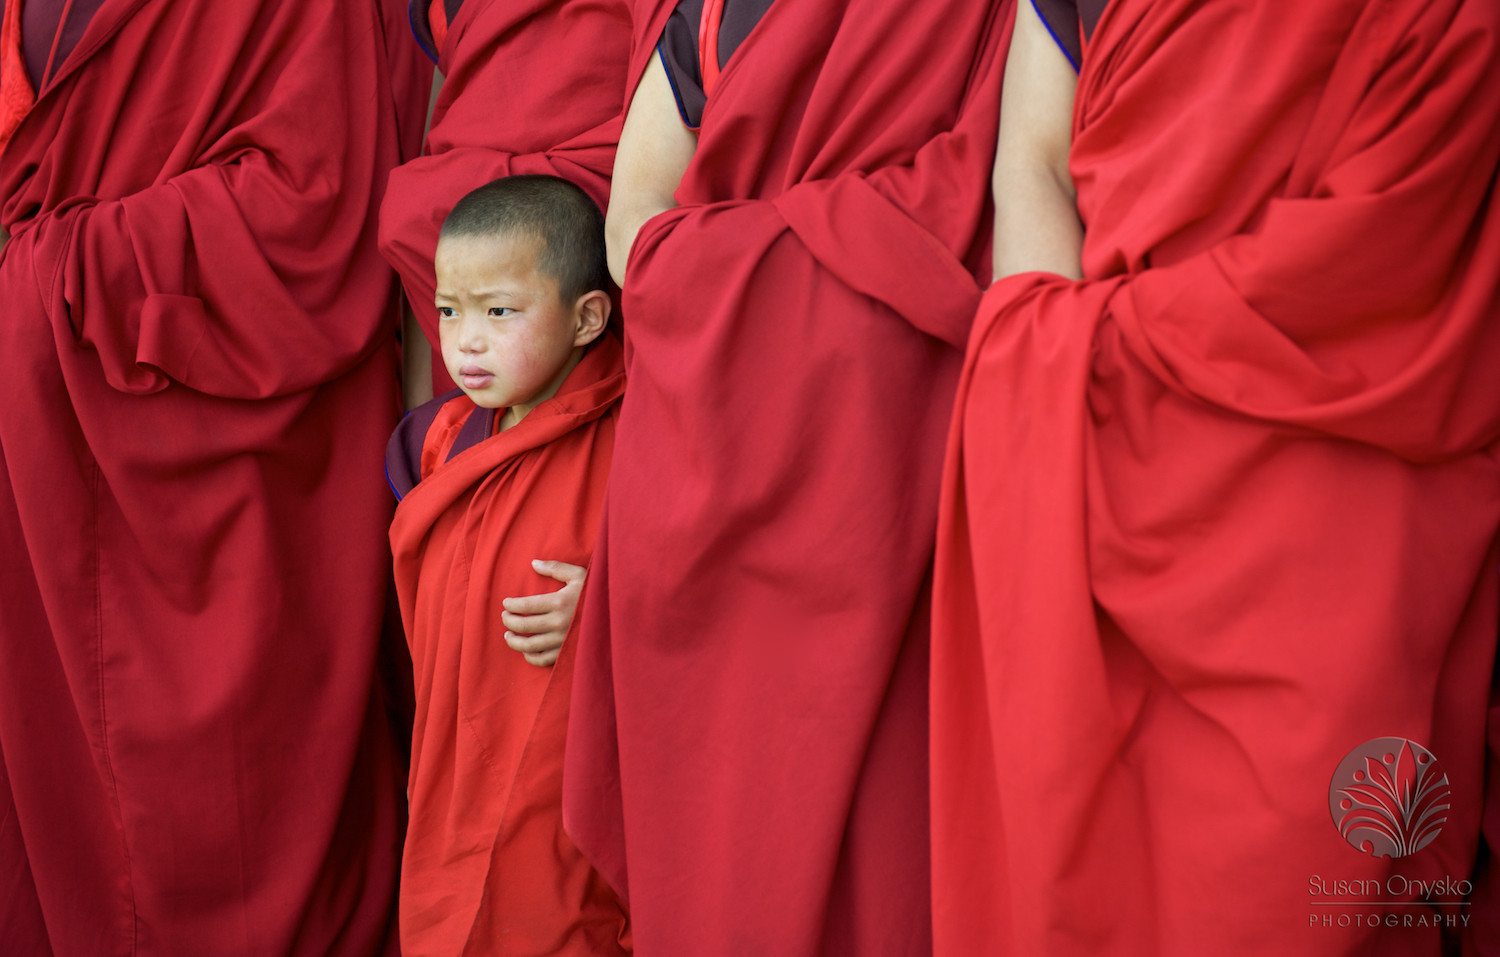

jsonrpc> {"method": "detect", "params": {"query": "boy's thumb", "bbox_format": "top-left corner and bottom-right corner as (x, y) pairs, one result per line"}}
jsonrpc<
(532, 559), (585, 584)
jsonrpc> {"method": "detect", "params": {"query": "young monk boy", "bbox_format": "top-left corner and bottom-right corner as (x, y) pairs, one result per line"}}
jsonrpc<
(378, 0), (631, 408)
(385, 174), (629, 957)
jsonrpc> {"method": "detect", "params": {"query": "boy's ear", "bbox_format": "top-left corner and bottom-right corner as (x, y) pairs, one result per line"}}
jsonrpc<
(572, 290), (611, 347)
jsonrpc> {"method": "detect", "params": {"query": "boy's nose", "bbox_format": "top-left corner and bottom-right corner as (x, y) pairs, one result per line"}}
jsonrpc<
(458, 315), (488, 353)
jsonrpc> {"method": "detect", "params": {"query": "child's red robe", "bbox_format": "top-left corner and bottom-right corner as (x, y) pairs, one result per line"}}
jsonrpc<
(388, 336), (628, 957)
(932, 0), (1500, 954)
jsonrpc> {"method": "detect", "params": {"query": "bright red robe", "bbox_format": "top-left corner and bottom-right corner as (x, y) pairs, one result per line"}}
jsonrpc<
(0, 2), (410, 954)
(388, 337), (628, 957)
(376, 0), (630, 394)
(563, 1), (1011, 953)
(932, 1), (1500, 954)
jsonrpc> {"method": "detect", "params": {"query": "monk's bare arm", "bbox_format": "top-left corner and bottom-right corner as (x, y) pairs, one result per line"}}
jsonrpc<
(992, 1), (1083, 281)
(401, 67), (447, 411)
(401, 302), (433, 410)
(605, 52), (697, 287)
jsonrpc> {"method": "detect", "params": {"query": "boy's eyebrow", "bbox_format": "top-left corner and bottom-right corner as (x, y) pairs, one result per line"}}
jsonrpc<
(469, 285), (527, 297)
(433, 284), (525, 297)
(441, 284), (533, 301)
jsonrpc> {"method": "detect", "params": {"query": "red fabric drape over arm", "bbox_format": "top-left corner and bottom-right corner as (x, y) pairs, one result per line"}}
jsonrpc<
(6, 1), (399, 401)
(563, 1), (1011, 954)
(0, 2), (409, 954)
(932, 1), (1500, 954)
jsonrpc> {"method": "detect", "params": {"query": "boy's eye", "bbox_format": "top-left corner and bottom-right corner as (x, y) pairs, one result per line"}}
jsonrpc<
(437, 306), (456, 319)
(488, 307), (513, 318)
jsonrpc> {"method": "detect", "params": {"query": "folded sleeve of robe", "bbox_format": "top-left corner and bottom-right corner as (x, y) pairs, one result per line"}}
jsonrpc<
(562, 1), (1012, 953)
(5, 3), (400, 401)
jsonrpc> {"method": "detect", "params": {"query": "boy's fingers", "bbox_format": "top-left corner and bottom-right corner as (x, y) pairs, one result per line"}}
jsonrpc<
(503, 630), (547, 652)
(505, 631), (565, 656)
(502, 593), (563, 616)
(501, 610), (565, 634)
(531, 559), (587, 587)
(522, 649), (560, 667)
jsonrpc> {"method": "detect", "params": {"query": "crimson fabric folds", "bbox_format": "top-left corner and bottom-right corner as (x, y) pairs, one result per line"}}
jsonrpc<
(564, 1), (1010, 953)
(932, 1), (1500, 955)
(0, 3), (409, 955)
(377, 0), (630, 393)
(389, 339), (627, 957)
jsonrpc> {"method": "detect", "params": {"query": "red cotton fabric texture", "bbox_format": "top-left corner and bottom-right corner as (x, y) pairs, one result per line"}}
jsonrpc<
(0, 0), (34, 149)
(389, 337), (628, 957)
(377, 0), (631, 393)
(0, 2), (411, 954)
(932, 1), (1500, 955)
(564, 1), (1012, 954)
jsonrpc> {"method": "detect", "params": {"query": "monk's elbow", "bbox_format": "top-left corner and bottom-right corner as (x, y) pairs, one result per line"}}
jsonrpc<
(604, 207), (636, 288)
(604, 192), (677, 288)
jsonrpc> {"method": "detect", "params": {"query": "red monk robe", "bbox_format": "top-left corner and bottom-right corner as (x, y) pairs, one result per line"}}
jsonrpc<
(383, 0), (439, 165)
(932, 0), (1500, 954)
(378, 0), (630, 395)
(387, 335), (628, 957)
(564, 1), (1010, 953)
(0, 2), (409, 954)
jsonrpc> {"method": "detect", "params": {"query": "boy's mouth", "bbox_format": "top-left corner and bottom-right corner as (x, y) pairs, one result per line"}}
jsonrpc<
(459, 366), (494, 389)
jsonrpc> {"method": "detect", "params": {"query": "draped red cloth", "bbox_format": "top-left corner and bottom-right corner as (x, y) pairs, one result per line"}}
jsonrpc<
(0, 2), (409, 954)
(384, 0), (438, 164)
(377, 0), (630, 394)
(388, 337), (628, 957)
(563, 1), (1010, 953)
(932, 1), (1500, 954)
(0, 0), (34, 148)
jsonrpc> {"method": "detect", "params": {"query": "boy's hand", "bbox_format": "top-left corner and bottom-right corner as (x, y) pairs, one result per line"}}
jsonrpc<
(500, 560), (586, 667)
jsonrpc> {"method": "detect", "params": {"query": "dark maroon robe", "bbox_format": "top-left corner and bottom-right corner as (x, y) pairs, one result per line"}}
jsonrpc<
(21, 0), (104, 90)
(1029, 0), (1107, 68)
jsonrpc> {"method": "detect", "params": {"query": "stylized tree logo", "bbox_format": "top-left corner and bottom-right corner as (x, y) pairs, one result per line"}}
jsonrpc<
(1328, 738), (1450, 858)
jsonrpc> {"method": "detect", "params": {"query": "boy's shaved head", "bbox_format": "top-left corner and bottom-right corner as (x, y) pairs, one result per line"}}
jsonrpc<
(440, 175), (609, 301)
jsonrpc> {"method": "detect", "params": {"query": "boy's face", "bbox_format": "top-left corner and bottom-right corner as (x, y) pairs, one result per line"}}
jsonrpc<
(434, 230), (602, 418)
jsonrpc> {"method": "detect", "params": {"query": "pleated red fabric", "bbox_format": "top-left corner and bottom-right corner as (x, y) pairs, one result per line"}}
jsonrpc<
(932, 1), (1500, 954)
(563, 2), (1011, 954)
(0, 2), (409, 954)
(377, 0), (631, 393)
(389, 337), (628, 957)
